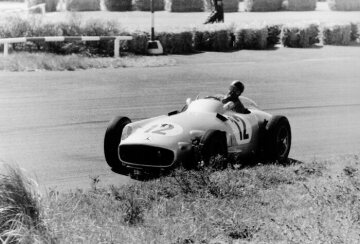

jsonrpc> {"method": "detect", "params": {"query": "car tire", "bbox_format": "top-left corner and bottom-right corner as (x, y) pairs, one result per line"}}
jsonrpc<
(200, 130), (228, 166)
(104, 116), (131, 175)
(264, 115), (291, 162)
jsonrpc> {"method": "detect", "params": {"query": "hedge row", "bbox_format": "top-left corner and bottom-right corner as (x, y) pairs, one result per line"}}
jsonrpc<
(328, 0), (360, 11)
(283, 0), (317, 11)
(134, 0), (165, 11)
(244, 0), (283, 11)
(165, 0), (205, 12)
(1, 17), (359, 56)
(24, 0), (360, 12)
(204, 0), (240, 12)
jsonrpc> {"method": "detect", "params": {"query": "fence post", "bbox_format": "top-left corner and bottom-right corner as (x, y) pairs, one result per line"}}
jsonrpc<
(4, 43), (9, 56)
(114, 38), (120, 58)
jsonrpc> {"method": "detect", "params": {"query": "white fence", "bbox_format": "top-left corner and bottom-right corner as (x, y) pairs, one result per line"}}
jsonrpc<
(0, 36), (133, 58)
(1, 3), (46, 16)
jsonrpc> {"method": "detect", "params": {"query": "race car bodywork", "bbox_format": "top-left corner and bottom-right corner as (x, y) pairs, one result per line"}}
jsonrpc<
(104, 94), (291, 176)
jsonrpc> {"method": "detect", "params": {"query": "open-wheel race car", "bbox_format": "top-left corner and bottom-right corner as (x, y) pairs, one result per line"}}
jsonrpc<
(104, 93), (291, 178)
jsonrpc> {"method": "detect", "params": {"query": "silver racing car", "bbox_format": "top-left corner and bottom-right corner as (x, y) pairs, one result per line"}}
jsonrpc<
(104, 93), (291, 177)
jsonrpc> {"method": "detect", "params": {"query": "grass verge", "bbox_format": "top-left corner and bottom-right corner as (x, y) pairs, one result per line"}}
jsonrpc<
(0, 52), (176, 71)
(2, 154), (360, 243)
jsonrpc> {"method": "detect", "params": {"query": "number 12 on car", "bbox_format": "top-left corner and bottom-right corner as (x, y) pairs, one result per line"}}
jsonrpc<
(227, 115), (251, 144)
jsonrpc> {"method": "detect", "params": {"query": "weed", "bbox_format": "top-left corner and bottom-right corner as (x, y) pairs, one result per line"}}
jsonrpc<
(0, 163), (54, 243)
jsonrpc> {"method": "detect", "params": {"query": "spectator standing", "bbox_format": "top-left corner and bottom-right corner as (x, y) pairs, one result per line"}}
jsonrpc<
(204, 0), (224, 24)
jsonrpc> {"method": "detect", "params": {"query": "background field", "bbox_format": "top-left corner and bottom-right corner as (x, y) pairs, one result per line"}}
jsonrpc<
(1, 2), (360, 31)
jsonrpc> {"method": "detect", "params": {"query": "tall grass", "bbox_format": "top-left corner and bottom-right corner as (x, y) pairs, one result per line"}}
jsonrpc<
(0, 52), (176, 71)
(43, 155), (360, 243)
(1, 155), (360, 243)
(0, 164), (53, 244)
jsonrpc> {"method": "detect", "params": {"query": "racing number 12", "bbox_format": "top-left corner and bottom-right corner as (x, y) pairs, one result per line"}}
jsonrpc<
(230, 116), (249, 140)
(145, 124), (174, 135)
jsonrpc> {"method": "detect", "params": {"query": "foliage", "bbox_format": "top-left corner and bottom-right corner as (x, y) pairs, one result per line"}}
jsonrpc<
(0, 164), (53, 243)
(66, 0), (100, 11)
(103, 0), (132, 11)
(193, 23), (235, 51)
(157, 29), (194, 54)
(133, 0), (165, 11)
(282, 22), (320, 47)
(244, 0), (283, 11)
(165, 0), (205, 12)
(235, 23), (268, 49)
(350, 22), (359, 41)
(284, 0), (317, 11)
(328, 0), (360, 11)
(322, 23), (352, 45)
(204, 0), (240, 12)
(0, 52), (176, 71)
(267, 24), (282, 47)
(45, 0), (59, 12)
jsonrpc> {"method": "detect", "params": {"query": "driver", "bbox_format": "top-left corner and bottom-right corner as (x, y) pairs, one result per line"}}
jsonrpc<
(222, 80), (250, 114)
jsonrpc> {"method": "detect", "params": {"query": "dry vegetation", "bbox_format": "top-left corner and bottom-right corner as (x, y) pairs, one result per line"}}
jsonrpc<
(1, 154), (360, 243)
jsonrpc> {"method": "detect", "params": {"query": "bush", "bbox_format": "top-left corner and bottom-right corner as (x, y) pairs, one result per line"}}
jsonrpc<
(66, 0), (100, 11)
(193, 24), (235, 51)
(103, 0), (132, 11)
(204, 0), (240, 12)
(282, 22), (320, 47)
(126, 31), (149, 54)
(322, 23), (351, 45)
(157, 29), (193, 54)
(284, 0), (317, 11)
(235, 24), (268, 49)
(165, 0), (205, 12)
(351, 23), (359, 41)
(133, 0), (165, 11)
(45, 0), (59, 12)
(267, 24), (282, 47)
(328, 0), (360, 11)
(244, 0), (283, 11)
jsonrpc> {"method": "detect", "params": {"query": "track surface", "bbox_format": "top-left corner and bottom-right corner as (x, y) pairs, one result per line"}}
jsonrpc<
(1, 46), (360, 191)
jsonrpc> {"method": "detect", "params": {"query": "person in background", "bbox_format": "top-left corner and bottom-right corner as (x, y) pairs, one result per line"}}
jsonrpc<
(222, 80), (250, 114)
(204, 0), (224, 24)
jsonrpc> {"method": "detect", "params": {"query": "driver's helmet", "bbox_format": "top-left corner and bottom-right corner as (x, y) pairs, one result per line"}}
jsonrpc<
(229, 80), (244, 95)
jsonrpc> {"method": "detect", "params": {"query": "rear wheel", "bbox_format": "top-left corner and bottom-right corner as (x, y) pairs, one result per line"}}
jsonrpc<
(200, 130), (228, 166)
(104, 116), (131, 175)
(264, 116), (291, 162)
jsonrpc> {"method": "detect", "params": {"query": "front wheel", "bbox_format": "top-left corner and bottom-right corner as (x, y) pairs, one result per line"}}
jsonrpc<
(104, 116), (131, 175)
(264, 115), (291, 162)
(200, 130), (228, 166)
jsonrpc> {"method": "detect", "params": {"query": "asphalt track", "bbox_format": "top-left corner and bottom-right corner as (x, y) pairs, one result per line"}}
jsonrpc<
(0, 46), (360, 192)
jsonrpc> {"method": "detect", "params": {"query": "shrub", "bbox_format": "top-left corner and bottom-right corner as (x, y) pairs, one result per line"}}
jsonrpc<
(204, 0), (240, 12)
(328, 0), (360, 11)
(0, 16), (32, 38)
(285, 0), (317, 11)
(351, 22), (359, 41)
(235, 24), (268, 49)
(45, 0), (59, 12)
(267, 24), (282, 47)
(244, 0), (283, 11)
(322, 23), (351, 45)
(193, 24), (235, 51)
(133, 0), (165, 11)
(103, 0), (132, 11)
(282, 22), (320, 47)
(165, 0), (205, 12)
(66, 0), (100, 11)
(126, 30), (149, 54)
(157, 29), (193, 54)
